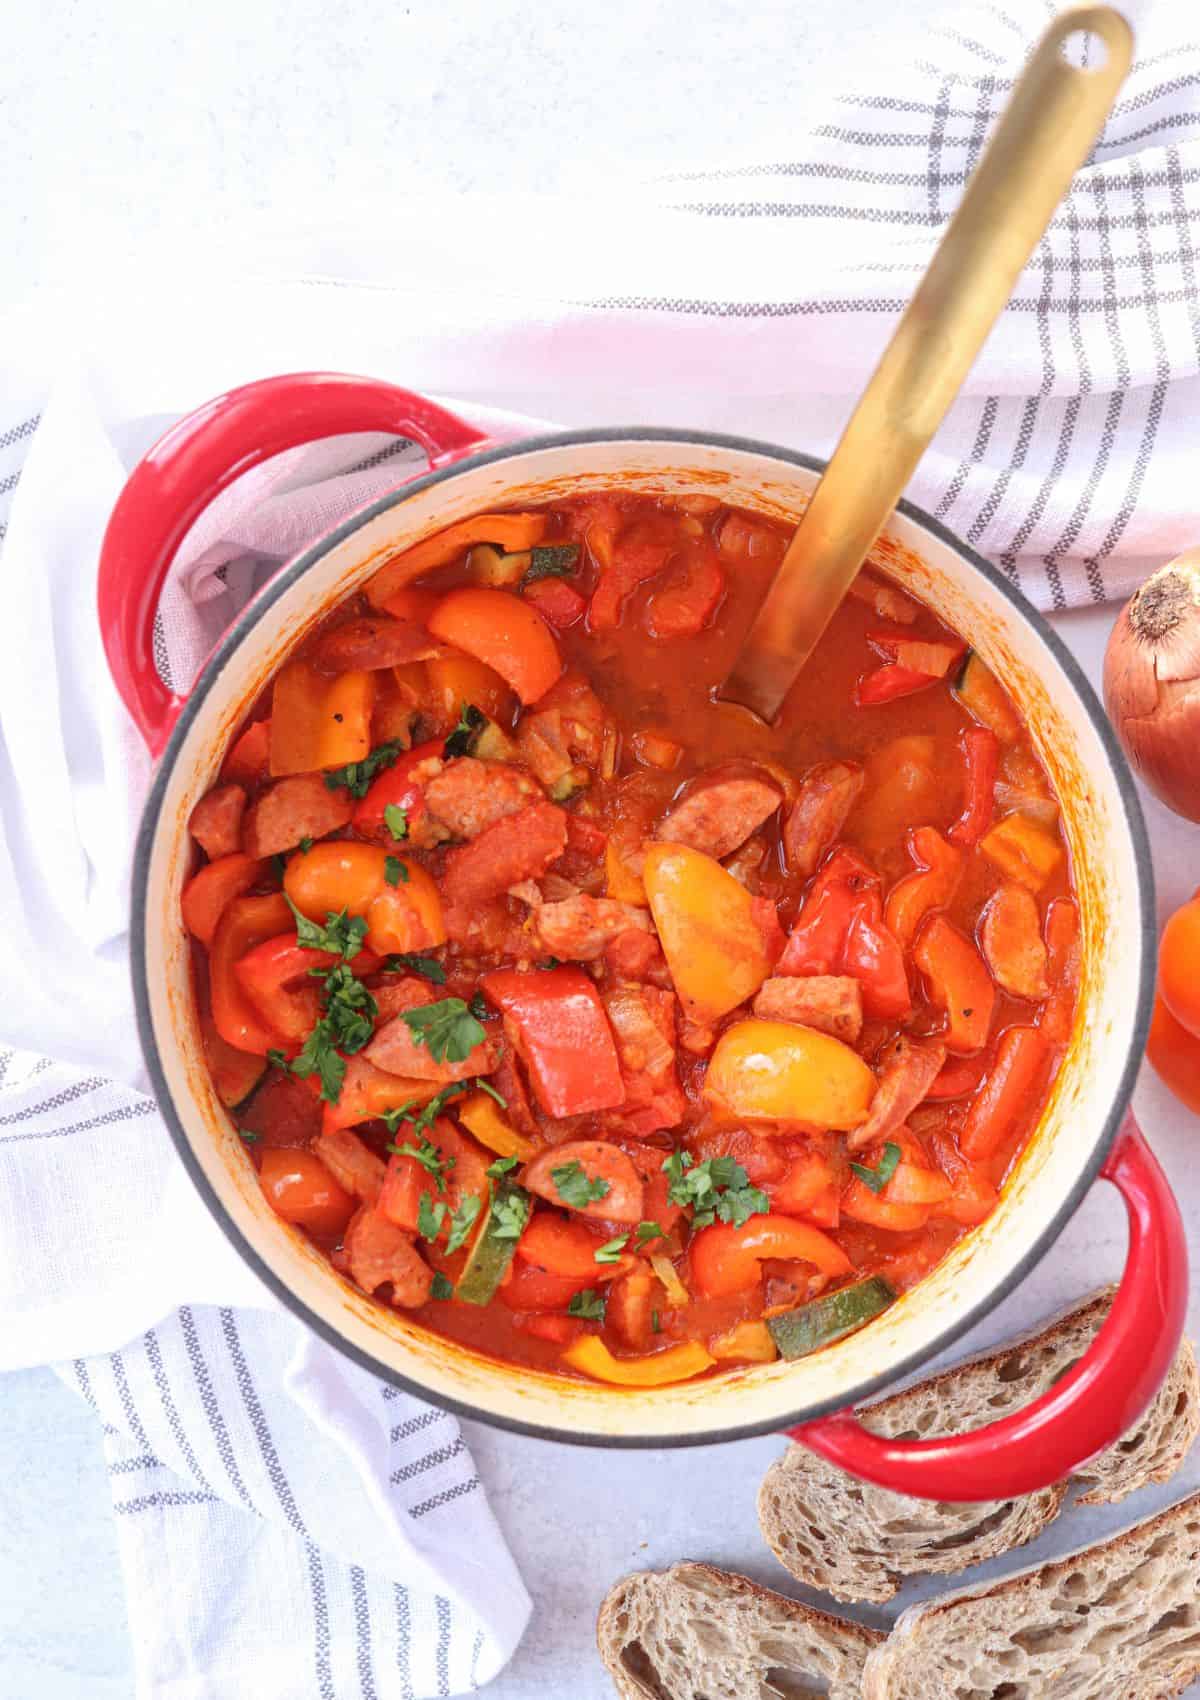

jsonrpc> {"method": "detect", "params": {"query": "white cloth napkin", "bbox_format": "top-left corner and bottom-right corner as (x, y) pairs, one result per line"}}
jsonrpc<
(4, 0), (1200, 1694)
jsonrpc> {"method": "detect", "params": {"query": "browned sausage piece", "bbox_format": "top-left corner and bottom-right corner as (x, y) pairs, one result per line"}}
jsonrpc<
(783, 761), (865, 878)
(189, 784), (246, 859)
(847, 1035), (946, 1152)
(342, 1208), (434, 1307)
(751, 975), (864, 1044)
(423, 757), (542, 840)
(980, 884), (1050, 1000)
(312, 1128), (386, 1207)
(367, 975), (497, 1083)
(656, 764), (783, 860)
(241, 774), (354, 858)
(309, 617), (444, 674)
(441, 801), (568, 908)
(532, 895), (654, 961)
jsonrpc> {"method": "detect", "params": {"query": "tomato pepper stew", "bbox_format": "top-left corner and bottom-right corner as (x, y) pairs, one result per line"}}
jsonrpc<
(184, 494), (1078, 1387)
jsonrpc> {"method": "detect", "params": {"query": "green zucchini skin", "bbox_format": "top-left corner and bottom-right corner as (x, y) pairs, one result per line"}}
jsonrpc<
(456, 1181), (530, 1307)
(766, 1276), (895, 1360)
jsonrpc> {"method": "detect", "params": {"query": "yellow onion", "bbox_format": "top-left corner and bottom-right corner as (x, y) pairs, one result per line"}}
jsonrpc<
(1103, 552), (1200, 822)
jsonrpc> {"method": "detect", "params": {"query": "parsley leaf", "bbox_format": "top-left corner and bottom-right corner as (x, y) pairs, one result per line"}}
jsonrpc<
(383, 954), (447, 985)
(594, 1235), (628, 1264)
(384, 803), (408, 841)
(634, 1221), (664, 1248)
(850, 1141), (903, 1195)
(323, 739), (403, 799)
(651, 1309), (662, 1334)
(537, 956), (561, 970)
(237, 1128), (261, 1144)
(476, 1077), (507, 1107)
(446, 1194), (483, 1255)
(663, 1152), (770, 1231)
(442, 702), (487, 759)
(288, 960), (378, 1103)
(486, 1154), (519, 1178)
(384, 854), (408, 886)
(552, 1160), (611, 1210)
(388, 1135), (455, 1193)
(292, 1023), (347, 1103)
(469, 991), (490, 1021)
(298, 836), (314, 855)
(266, 1047), (289, 1071)
(400, 998), (486, 1064)
(383, 1079), (473, 1143)
(417, 1194), (448, 1242)
(430, 1272), (454, 1301)
(567, 1288), (607, 1322)
(285, 897), (368, 960)
(381, 1103), (417, 1135)
(524, 543), (580, 583)
(489, 1188), (530, 1241)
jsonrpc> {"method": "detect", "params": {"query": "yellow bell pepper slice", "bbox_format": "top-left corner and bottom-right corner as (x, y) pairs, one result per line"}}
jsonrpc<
(641, 843), (771, 1024)
(456, 1091), (537, 1161)
(709, 1321), (779, 1363)
(366, 513), (547, 609)
(979, 813), (1065, 891)
(269, 659), (375, 776)
(561, 1336), (715, 1387)
(705, 1019), (876, 1130)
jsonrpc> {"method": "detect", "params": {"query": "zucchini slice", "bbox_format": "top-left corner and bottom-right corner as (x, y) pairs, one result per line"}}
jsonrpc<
(953, 652), (1021, 743)
(456, 1180), (530, 1307)
(766, 1276), (895, 1361)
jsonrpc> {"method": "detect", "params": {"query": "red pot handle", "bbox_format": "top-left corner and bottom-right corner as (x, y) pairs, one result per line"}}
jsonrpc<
(791, 1112), (1187, 1502)
(96, 372), (487, 757)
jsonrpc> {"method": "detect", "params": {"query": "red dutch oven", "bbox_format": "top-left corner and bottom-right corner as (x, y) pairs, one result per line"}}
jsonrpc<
(99, 372), (1187, 1501)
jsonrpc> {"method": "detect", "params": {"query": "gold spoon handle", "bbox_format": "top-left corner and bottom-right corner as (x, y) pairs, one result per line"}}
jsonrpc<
(721, 5), (1133, 723)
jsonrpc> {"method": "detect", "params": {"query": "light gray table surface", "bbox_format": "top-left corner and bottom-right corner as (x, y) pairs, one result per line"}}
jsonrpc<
(4, 4), (1200, 1698)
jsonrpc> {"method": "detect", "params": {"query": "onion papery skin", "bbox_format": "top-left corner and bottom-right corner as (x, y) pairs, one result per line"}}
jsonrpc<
(1103, 555), (1200, 823)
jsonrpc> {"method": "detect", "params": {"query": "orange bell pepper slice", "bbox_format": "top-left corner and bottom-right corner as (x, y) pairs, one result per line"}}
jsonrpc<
(690, 1215), (851, 1298)
(269, 660), (375, 777)
(365, 513), (547, 609)
(427, 586), (562, 705)
(913, 915), (996, 1053)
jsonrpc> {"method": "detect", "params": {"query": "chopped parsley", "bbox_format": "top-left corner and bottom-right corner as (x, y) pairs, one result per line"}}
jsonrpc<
(387, 1134), (455, 1192)
(634, 1221), (664, 1248)
(486, 1154), (519, 1178)
(651, 1309), (662, 1334)
(475, 1077), (507, 1107)
(323, 739), (403, 799)
(288, 959), (379, 1103)
(285, 897), (368, 960)
(417, 1194), (447, 1241)
(524, 543), (580, 583)
(430, 1272), (454, 1301)
(551, 1160), (611, 1210)
(237, 1128), (261, 1144)
(663, 1151), (769, 1231)
(384, 854), (408, 886)
(442, 701), (487, 759)
(537, 956), (561, 971)
(446, 1194), (483, 1255)
(850, 1141), (903, 1195)
(384, 803), (408, 841)
(298, 836), (314, 855)
(383, 953), (447, 984)
(594, 1235), (628, 1264)
(266, 1048), (289, 1071)
(383, 1079), (473, 1142)
(567, 1288), (607, 1322)
(469, 991), (490, 1021)
(489, 1188), (529, 1242)
(399, 997), (486, 1064)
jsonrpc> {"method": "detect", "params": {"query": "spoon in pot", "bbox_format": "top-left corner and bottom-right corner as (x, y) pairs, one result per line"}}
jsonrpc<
(720, 4), (1132, 724)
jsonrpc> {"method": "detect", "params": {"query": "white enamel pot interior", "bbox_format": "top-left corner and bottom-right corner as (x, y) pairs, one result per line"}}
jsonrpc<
(132, 428), (1155, 1446)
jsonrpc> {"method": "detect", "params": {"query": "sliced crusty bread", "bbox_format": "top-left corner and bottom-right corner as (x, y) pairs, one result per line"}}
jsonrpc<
(862, 1489), (1200, 1700)
(596, 1560), (881, 1700)
(758, 1286), (1200, 1602)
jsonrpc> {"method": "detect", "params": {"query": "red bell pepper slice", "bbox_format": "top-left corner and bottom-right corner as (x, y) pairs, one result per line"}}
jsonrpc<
(854, 663), (941, 707)
(480, 966), (626, 1118)
(351, 739), (443, 839)
(522, 577), (588, 629)
(234, 935), (383, 1043)
(947, 726), (999, 847)
(961, 1025), (1051, 1160)
(777, 848), (908, 1017)
(842, 891), (911, 1019)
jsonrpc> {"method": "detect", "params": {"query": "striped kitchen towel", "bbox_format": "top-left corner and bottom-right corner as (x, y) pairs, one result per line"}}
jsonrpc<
(4, 0), (1200, 1696)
